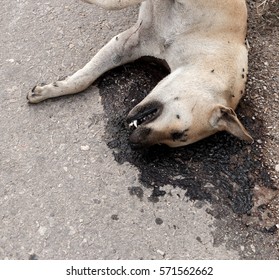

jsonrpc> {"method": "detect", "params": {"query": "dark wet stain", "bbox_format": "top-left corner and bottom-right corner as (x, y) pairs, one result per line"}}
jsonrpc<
(93, 199), (101, 204)
(128, 186), (144, 200)
(150, 186), (166, 200)
(196, 236), (202, 243)
(97, 58), (274, 217)
(155, 218), (164, 225)
(264, 225), (278, 234)
(111, 214), (119, 221)
(29, 254), (39, 260)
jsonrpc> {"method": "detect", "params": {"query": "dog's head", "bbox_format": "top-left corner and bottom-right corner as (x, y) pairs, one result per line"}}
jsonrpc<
(127, 68), (253, 148)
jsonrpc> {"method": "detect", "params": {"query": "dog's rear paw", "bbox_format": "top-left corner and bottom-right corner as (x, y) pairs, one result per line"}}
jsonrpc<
(27, 85), (48, 103)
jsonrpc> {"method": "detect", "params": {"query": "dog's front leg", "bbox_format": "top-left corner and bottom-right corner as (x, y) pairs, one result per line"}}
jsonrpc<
(27, 24), (143, 103)
(82, 0), (144, 10)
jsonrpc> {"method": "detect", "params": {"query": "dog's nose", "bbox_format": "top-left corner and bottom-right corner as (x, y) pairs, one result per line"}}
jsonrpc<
(127, 101), (163, 127)
(129, 127), (152, 146)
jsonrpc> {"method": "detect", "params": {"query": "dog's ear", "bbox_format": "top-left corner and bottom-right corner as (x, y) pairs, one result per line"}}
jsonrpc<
(210, 105), (253, 142)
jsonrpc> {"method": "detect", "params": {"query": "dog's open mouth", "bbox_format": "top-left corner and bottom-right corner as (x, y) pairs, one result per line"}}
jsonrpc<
(127, 101), (162, 130)
(128, 107), (158, 128)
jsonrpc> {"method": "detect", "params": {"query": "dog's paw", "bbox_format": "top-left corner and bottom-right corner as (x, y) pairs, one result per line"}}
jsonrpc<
(27, 84), (48, 103)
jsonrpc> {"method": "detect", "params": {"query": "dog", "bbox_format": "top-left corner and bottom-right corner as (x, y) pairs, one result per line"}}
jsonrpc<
(27, 0), (253, 147)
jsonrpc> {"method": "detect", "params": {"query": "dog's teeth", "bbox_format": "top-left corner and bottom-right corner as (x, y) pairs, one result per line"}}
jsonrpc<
(129, 120), (138, 128)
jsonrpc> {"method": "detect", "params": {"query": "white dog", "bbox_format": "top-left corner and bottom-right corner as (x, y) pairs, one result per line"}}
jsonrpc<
(27, 0), (253, 147)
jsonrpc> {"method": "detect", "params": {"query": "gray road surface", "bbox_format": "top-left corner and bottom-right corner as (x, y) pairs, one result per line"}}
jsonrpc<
(0, 0), (278, 260)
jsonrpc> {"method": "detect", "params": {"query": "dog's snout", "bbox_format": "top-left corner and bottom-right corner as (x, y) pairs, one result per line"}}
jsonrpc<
(127, 101), (163, 147)
(129, 127), (152, 146)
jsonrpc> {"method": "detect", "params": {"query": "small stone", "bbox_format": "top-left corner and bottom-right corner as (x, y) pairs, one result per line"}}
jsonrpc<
(157, 249), (165, 256)
(111, 214), (119, 221)
(38, 226), (47, 236)
(80, 145), (90, 151)
(155, 218), (163, 225)
(250, 244), (256, 253)
(275, 164), (279, 172)
(68, 226), (76, 236)
(48, 217), (55, 228)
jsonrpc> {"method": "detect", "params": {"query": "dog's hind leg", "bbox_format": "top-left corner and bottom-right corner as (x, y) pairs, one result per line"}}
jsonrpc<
(27, 23), (145, 103)
(82, 0), (144, 10)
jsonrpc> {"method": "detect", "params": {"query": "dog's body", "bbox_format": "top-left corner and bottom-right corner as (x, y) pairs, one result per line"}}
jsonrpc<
(27, 0), (253, 147)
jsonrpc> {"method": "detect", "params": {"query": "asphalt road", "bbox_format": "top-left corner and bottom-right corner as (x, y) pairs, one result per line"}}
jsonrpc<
(0, 0), (278, 259)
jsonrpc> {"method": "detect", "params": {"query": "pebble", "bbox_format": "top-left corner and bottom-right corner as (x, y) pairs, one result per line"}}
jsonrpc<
(157, 249), (165, 256)
(80, 145), (90, 151)
(275, 164), (279, 172)
(68, 226), (76, 236)
(250, 244), (256, 253)
(38, 226), (47, 236)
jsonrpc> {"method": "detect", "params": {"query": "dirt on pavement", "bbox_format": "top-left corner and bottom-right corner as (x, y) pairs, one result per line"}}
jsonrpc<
(0, 0), (278, 260)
